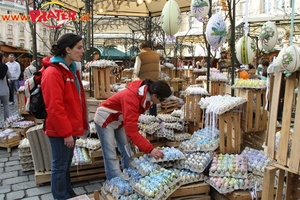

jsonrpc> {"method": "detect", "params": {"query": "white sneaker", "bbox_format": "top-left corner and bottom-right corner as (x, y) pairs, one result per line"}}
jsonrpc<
(9, 102), (14, 105)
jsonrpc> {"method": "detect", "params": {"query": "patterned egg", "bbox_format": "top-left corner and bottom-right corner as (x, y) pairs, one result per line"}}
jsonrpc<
(236, 36), (256, 65)
(190, 0), (210, 21)
(259, 21), (278, 51)
(205, 13), (227, 51)
(161, 0), (182, 36)
(277, 45), (300, 73)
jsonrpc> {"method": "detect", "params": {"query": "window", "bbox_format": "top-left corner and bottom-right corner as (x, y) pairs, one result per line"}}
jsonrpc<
(43, 28), (47, 37)
(19, 40), (25, 48)
(19, 25), (24, 37)
(263, 0), (272, 13)
(8, 24), (13, 35)
(7, 39), (13, 46)
(275, 0), (284, 9)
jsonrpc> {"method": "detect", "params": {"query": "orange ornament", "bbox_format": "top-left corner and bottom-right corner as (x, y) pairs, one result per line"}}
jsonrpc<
(239, 71), (250, 79)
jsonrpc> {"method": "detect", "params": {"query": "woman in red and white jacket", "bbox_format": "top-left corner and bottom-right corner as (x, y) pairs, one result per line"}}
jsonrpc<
(94, 79), (171, 180)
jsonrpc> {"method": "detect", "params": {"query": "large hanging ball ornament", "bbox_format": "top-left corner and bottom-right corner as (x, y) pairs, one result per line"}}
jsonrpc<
(190, 0), (210, 22)
(236, 36), (256, 65)
(239, 71), (250, 79)
(259, 21), (278, 51)
(277, 45), (300, 73)
(161, 0), (182, 36)
(205, 14), (227, 51)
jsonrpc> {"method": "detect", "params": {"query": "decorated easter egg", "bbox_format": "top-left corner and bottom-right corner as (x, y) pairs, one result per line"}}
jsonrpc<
(277, 45), (300, 72)
(259, 21), (278, 51)
(205, 14), (227, 51)
(236, 36), (256, 65)
(161, 0), (182, 36)
(190, 0), (210, 21)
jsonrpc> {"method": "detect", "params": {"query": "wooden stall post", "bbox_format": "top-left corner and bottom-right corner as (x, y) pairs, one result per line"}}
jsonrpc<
(92, 67), (113, 100)
(219, 111), (241, 154)
(17, 90), (28, 115)
(203, 81), (226, 96)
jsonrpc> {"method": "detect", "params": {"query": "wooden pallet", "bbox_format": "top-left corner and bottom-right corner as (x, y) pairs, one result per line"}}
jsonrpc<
(167, 182), (210, 200)
(264, 72), (300, 174)
(210, 187), (262, 200)
(170, 79), (186, 93)
(92, 67), (113, 100)
(261, 165), (300, 200)
(237, 88), (267, 133)
(160, 100), (178, 114)
(219, 111), (242, 154)
(87, 98), (104, 121)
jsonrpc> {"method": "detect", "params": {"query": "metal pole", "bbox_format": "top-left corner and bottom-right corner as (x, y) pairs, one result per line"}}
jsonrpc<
(33, 1), (38, 70)
(231, 0), (236, 96)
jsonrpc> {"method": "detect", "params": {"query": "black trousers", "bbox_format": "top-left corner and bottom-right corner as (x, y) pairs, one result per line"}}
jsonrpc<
(149, 104), (157, 116)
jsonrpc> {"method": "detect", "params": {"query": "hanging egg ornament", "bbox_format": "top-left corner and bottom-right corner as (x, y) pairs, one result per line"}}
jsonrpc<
(205, 14), (227, 51)
(277, 45), (300, 73)
(190, 0), (210, 22)
(259, 21), (278, 51)
(236, 36), (256, 65)
(161, 0), (182, 36)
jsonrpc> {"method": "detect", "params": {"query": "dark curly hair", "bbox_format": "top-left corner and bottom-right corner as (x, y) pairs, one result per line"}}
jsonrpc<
(50, 33), (82, 57)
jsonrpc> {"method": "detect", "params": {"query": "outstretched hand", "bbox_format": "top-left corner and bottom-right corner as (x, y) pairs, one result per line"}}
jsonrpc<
(150, 148), (164, 159)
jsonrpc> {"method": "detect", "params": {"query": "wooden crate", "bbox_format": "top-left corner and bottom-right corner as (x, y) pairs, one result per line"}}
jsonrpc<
(210, 187), (262, 200)
(34, 162), (106, 187)
(170, 79), (186, 93)
(17, 90), (28, 115)
(87, 98), (103, 121)
(167, 182), (210, 200)
(203, 81), (226, 96)
(121, 69), (133, 79)
(219, 111), (242, 154)
(0, 134), (21, 152)
(187, 121), (204, 134)
(264, 72), (300, 174)
(184, 94), (203, 122)
(243, 131), (266, 150)
(261, 165), (300, 200)
(237, 88), (267, 133)
(160, 100), (178, 114)
(92, 67), (113, 100)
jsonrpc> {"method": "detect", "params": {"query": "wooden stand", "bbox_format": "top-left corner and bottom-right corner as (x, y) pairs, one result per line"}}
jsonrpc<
(264, 72), (300, 174)
(243, 131), (265, 150)
(93, 67), (113, 100)
(160, 100), (178, 114)
(203, 81), (226, 96)
(185, 94), (203, 123)
(17, 90), (28, 115)
(261, 165), (300, 200)
(0, 134), (21, 152)
(237, 88), (267, 132)
(210, 187), (262, 200)
(219, 111), (241, 154)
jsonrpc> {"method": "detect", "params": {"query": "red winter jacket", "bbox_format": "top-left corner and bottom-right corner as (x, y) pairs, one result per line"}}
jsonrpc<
(94, 80), (154, 153)
(41, 56), (89, 138)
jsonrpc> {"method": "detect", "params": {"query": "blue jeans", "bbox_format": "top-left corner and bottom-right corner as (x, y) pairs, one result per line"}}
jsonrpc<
(8, 80), (19, 102)
(0, 95), (9, 122)
(48, 136), (76, 200)
(95, 124), (133, 180)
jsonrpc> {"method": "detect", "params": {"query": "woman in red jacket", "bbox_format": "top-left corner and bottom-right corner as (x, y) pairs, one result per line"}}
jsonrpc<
(94, 79), (171, 180)
(41, 33), (89, 200)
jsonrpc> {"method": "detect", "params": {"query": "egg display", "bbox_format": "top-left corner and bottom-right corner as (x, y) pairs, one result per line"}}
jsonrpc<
(232, 78), (267, 89)
(190, 0), (210, 21)
(170, 168), (205, 185)
(71, 146), (91, 165)
(173, 151), (214, 173)
(206, 176), (251, 194)
(259, 21), (278, 51)
(76, 138), (101, 150)
(103, 176), (133, 198)
(236, 36), (256, 65)
(205, 14), (227, 51)
(133, 168), (181, 199)
(209, 154), (248, 178)
(241, 147), (272, 176)
(132, 155), (161, 176)
(149, 147), (186, 163)
(161, 0), (182, 36)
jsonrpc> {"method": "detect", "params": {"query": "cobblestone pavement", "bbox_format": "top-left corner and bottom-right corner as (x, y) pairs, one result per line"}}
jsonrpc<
(0, 94), (105, 200)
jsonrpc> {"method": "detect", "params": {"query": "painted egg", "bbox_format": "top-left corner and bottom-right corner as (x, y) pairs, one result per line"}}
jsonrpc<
(259, 21), (278, 51)
(205, 13), (227, 51)
(236, 36), (256, 65)
(190, 0), (210, 21)
(161, 0), (182, 36)
(277, 45), (300, 73)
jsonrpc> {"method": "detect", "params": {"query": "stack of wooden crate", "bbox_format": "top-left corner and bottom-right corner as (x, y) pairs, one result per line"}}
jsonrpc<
(160, 100), (178, 114)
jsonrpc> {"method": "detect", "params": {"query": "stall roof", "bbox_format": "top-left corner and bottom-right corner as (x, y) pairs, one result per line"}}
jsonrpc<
(52, 0), (191, 17)
(0, 44), (28, 54)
